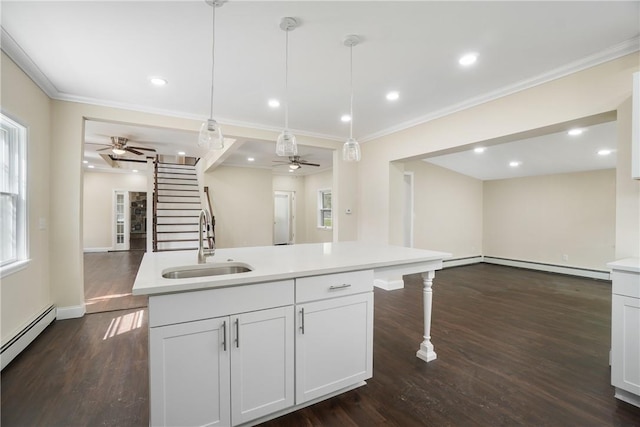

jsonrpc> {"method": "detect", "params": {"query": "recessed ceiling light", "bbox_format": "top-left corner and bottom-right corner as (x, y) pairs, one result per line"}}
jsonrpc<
(386, 91), (399, 101)
(87, 164), (95, 169)
(459, 53), (478, 67)
(247, 157), (255, 162)
(268, 99), (280, 108)
(598, 149), (612, 156)
(149, 77), (167, 86)
(474, 147), (486, 154)
(509, 161), (521, 167)
(132, 169), (138, 173)
(568, 128), (583, 136)
(177, 151), (186, 156)
(83, 160), (88, 164)
(341, 114), (351, 122)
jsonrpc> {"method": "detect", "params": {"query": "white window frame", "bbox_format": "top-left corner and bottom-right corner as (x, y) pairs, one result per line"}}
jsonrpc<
(317, 189), (332, 230)
(1, 113), (29, 278)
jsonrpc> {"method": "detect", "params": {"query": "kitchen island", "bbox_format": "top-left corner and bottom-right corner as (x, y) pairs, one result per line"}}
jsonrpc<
(133, 242), (450, 427)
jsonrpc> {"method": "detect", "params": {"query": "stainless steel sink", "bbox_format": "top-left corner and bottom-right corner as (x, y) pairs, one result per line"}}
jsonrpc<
(162, 263), (253, 279)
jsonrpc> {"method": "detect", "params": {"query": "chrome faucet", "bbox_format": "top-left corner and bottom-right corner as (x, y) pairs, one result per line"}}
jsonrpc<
(198, 209), (215, 263)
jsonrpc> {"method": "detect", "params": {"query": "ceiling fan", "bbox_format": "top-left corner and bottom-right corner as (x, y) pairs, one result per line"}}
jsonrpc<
(88, 136), (157, 156)
(273, 155), (320, 170)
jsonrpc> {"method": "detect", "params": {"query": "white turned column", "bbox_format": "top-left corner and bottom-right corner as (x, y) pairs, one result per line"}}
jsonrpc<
(416, 270), (437, 362)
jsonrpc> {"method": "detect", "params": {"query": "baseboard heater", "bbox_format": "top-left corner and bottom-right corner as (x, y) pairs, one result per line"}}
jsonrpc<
(483, 256), (610, 281)
(1, 304), (56, 371)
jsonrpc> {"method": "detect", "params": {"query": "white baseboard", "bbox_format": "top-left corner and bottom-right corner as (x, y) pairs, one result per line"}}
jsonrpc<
(1, 305), (56, 370)
(83, 247), (111, 253)
(443, 256), (483, 268)
(483, 256), (610, 280)
(56, 304), (86, 320)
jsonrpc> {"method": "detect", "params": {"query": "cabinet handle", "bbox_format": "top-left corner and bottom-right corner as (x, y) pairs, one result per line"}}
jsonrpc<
(300, 308), (305, 335)
(235, 318), (240, 348)
(222, 321), (227, 351)
(329, 283), (352, 290)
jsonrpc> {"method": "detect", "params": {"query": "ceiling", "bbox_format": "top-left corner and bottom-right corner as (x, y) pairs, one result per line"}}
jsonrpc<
(2, 1), (638, 178)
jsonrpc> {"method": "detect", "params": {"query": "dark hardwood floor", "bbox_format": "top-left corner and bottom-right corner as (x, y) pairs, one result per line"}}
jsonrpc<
(84, 251), (147, 313)
(3, 263), (640, 426)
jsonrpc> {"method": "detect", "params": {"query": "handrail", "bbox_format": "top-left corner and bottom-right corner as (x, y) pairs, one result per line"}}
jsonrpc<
(204, 186), (215, 246)
(153, 155), (159, 252)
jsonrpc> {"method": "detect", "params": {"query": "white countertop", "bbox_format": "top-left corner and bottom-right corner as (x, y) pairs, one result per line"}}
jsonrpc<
(132, 242), (451, 296)
(608, 258), (640, 273)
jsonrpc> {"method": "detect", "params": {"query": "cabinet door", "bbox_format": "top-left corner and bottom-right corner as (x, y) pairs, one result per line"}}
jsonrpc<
(150, 317), (230, 427)
(230, 306), (294, 425)
(296, 292), (373, 403)
(612, 294), (640, 395)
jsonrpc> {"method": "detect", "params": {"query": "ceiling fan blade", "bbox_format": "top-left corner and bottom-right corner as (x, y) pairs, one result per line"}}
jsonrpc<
(96, 147), (112, 152)
(272, 161), (291, 164)
(128, 146), (156, 152)
(126, 147), (144, 155)
(298, 161), (320, 167)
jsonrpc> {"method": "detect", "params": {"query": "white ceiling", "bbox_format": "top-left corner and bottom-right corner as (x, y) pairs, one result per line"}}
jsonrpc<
(424, 121), (617, 181)
(2, 1), (638, 178)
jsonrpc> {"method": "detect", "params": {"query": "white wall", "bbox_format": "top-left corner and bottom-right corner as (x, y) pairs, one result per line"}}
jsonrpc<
(484, 169), (616, 271)
(304, 170), (333, 243)
(272, 174), (306, 243)
(404, 160), (483, 258)
(205, 166), (274, 248)
(1, 53), (52, 343)
(83, 171), (147, 250)
(615, 97), (640, 259)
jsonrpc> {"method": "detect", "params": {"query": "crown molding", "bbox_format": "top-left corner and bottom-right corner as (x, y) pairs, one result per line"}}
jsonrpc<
(1, 26), (59, 98)
(361, 36), (640, 143)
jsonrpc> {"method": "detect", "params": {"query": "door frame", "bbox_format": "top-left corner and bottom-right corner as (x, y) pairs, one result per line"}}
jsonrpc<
(273, 190), (296, 245)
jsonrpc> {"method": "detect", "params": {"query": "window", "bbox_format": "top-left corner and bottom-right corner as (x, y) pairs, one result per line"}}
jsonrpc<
(317, 189), (332, 229)
(1, 113), (28, 276)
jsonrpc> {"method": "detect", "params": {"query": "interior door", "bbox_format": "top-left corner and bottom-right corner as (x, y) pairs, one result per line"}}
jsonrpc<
(113, 190), (129, 251)
(274, 191), (292, 245)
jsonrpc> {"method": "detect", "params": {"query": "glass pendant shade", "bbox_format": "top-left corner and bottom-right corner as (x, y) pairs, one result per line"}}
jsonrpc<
(112, 148), (126, 155)
(343, 137), (361, 162)
(198, 118), (224, 150)
(276, 129), (297, 157)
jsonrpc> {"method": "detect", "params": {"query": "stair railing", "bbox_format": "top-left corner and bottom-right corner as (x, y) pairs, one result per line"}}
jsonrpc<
(204, 186), (215, 247)
(153, 155), (159, 252)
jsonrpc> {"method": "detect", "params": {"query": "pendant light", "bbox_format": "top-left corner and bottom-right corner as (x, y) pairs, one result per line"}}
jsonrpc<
(198, 0), (225, 150)
(343, 34), (361, 162)
(275, 17), (298, 157)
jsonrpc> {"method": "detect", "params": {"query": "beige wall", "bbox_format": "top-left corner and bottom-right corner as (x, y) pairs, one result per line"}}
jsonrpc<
(83, 172), (147, 250)
(1, 54), (52, 343)
(404, 160), (483, 258)
(272, 174), (307, 244)
(615, 97), (640, 259)
(359, 53), (640, 252)
(484, 169), (616, 270)
(304, 169), (333, 243)
(205, 166), (274, 248)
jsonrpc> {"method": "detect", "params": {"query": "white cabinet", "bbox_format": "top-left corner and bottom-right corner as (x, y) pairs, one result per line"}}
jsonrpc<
(230, 307), (294, 425)
(150, 317), (231, 427)
(609, 259), (640, 408)
(295, 270), (374, 403)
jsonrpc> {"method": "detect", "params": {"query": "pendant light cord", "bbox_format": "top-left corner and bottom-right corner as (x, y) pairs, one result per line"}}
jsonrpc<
(349, 43), (354, 139)
(284, 29), (289, 130)
(209, 3), (216, 120)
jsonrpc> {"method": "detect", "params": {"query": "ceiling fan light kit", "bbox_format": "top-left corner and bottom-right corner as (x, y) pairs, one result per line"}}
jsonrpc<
(342, 34), (361, 162)
(198, 0), (225, 151)
(275, 17), (298, 157)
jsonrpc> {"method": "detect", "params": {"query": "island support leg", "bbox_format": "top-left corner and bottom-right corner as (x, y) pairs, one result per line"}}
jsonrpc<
(416, 270), (437, 362)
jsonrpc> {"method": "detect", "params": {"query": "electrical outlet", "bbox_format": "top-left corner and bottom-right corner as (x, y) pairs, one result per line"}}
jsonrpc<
(562, 254), (569, 261)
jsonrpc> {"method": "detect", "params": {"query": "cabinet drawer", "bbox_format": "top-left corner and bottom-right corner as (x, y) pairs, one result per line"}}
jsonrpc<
(612, 271), (640, 298)
(149, 280), (294, 327)
(296, 270), (373, 303)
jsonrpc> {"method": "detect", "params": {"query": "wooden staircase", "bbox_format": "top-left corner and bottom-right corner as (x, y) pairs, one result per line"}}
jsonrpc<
(153, 160), (210, 252)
